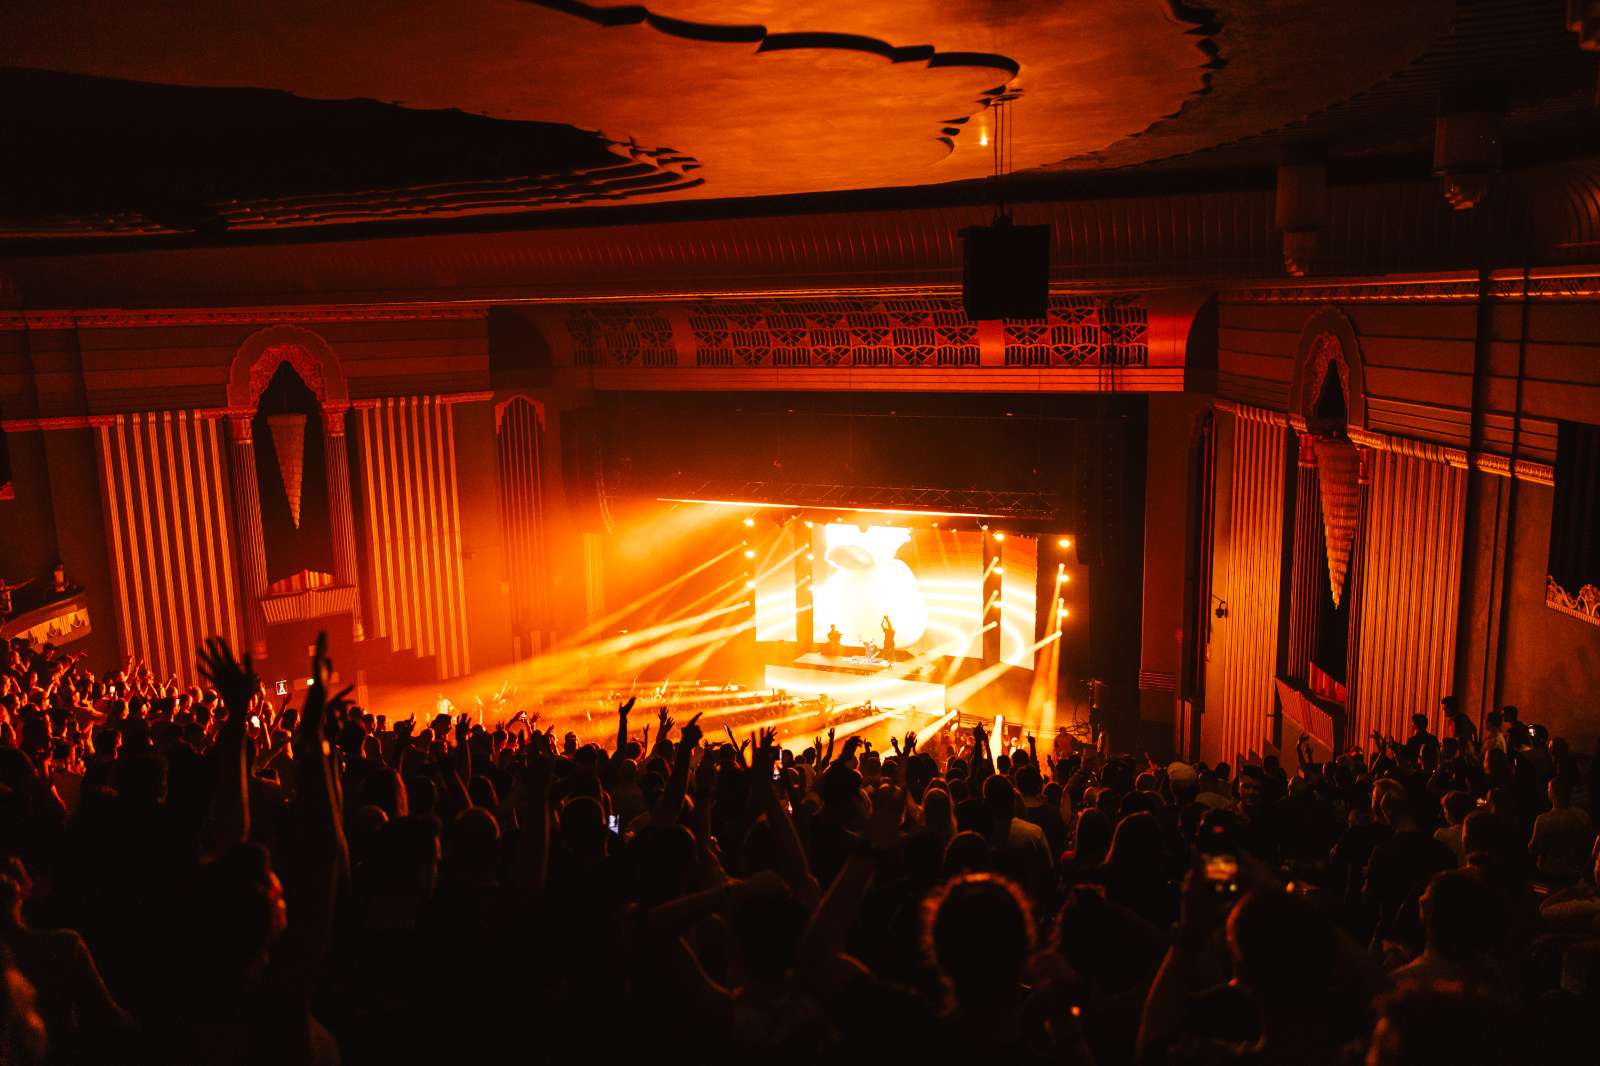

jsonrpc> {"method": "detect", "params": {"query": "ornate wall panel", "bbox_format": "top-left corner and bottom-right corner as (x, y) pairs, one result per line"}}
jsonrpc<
(1205, 408), (1288, 763)
(1003, 296), (1149, 367)
(686, 298), (984, 369)
(556, 295), (1149, 370)
(94, 411), (242, 683)
(355, 396), (471, 679)
(568, 306), (676, 368)
(1352, 449), (1467, 745)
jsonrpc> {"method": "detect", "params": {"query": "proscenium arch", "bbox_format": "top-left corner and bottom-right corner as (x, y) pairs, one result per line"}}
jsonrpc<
(228, 325), (350, 414)
(1289, 306), (1366, 433)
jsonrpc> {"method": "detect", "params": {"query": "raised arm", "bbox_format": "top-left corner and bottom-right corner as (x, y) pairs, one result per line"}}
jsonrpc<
(753, 728), (821, 906)
(650, 706), (675, 760)
(197, 637), (256, 853)
(970, 723), (994, 788)
(654, 713), (702, 827)
(285, 635), (352, 965)
(616, 695), (635, 755)
(453, 712), (473, 781)
(818, 725), (837, 771)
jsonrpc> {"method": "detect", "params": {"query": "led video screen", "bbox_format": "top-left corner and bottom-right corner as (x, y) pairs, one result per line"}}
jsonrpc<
(810, 525), (986, 659)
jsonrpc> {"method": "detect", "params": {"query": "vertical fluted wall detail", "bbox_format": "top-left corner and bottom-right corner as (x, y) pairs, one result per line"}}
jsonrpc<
(355, 396), (470, 679)
(322, 407), (364, 640)
(1207, 410), (1289, 764)
(1286, 433), (1323, 682)
(226, 416), (270, 657)
(95, 412), (244, 681)
(1352, 449), (1467, 749)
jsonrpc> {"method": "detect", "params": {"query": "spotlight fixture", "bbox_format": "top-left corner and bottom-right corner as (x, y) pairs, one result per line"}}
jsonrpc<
(803, 520), (814, 529)
(743, 549), (756, 559)
(745, 580), (756, 590)
(993, 531), (1006, 541)
(742, 517), (755, 528)
(1057, 537), (1071, 549)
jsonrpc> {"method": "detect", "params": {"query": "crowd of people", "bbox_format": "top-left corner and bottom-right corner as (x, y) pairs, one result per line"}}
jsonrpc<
(0, 633), (1595, 1064)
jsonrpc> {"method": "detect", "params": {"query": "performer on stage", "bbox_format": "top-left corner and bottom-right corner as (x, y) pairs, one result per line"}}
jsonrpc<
(880, 615), (896, 660)
(822, 624), (843, 657)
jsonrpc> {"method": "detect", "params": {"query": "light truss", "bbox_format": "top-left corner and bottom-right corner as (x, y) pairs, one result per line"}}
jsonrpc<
(643, 479), (1061, 522)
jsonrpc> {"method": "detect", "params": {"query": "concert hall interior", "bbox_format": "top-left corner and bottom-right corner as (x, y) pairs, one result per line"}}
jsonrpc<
(3, 2), (1600, 1062)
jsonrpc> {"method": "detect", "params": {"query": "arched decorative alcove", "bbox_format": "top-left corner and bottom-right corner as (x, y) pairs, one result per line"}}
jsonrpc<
(224, 326), (362, 656)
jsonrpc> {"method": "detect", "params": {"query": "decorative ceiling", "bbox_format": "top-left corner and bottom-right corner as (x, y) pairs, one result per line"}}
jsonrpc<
(0, 0), (1593, 241)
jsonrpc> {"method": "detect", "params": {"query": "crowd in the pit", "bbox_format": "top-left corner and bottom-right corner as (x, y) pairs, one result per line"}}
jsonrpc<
(0, 633), (1596, 1065)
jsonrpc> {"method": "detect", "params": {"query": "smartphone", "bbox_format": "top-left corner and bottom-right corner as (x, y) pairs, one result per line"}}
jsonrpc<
(1203, 853), (1240, 895)
(250, 715), (262, 730)
(275, 680), (289, 697)
(607, 814), (620, 833)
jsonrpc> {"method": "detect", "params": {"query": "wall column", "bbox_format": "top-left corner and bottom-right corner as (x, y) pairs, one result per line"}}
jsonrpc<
(1285, 432), (1322, 682)
(322, 405), (364, 640)
(226, 414), (270, 658)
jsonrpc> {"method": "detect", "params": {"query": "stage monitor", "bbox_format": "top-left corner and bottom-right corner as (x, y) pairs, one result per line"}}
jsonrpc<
(811, 524), (984, 659)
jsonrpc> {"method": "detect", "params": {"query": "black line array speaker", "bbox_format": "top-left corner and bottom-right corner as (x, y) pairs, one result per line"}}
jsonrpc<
(1069, 419), (1128, 571)
(560, 408), (613, 534)
(962, 219), (1050, 321)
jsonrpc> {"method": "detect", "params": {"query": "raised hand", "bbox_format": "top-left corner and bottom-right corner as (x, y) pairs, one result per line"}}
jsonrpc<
(759, 726), (778, 752)
(904, 731), (918, 754)
(394, 715), (416, 742)
(618, 696), (636, 719)
(299, 633), (349, 742)
(197, 637), (258, 721)
(680, 712), (704, 749)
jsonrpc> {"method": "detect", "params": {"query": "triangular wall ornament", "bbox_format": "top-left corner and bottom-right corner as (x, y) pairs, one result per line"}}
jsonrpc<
(266, 413), (308, 528)
(1315, 437), (1361, 607)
